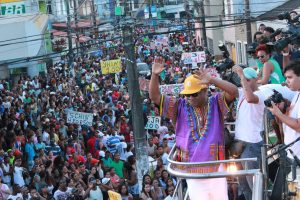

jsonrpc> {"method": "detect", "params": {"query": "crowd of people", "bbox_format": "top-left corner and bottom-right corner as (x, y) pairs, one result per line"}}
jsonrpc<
(0, 10), (300, 200)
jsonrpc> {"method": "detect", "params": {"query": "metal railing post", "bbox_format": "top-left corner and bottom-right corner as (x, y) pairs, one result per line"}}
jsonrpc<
(253, 172), (264, 200)
(177, 178), (184, 200)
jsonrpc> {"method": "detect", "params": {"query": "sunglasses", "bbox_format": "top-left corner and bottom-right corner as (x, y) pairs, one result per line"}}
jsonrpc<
(184, 92), (199, 98)
(258, 55), (265, 59)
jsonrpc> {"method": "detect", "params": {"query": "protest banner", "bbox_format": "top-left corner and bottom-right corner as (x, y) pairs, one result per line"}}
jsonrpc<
(139, 78), (150, 91)
(181, 51), (206, 64)
(67, 111), (93, 126)
(145, 116), (161, 130)
(159, 84), (184, 95)
(100, 59), (122, 74)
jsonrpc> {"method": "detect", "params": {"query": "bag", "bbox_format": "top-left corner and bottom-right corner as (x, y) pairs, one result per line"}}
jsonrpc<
(230, 140), (246, 158)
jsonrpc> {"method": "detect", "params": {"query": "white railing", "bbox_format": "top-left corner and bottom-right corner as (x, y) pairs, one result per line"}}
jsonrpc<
(167, 144), (264, 200)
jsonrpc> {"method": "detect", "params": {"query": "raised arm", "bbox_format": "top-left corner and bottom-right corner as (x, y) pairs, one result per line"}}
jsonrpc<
(233, 65), (259, 103)
(194, 68), (238, 104)
(149, 57), (165, 105)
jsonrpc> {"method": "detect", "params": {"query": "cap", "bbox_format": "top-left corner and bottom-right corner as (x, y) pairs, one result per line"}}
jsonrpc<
(243, 68), (258, 79)
(180, 75), (208, 95)
(89, 177), (96, 183)
(102, 178), (110, 184)
(99, 151), (105, 158)
(247, 42), (258, 53)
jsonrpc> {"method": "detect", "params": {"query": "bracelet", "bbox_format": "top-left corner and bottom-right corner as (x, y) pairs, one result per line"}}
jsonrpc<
(282, 52), (289, 56)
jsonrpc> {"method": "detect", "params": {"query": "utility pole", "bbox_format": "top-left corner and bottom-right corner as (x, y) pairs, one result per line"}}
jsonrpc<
(90, 0), (98, 38)
(245, 0), (252, 45)
(199, 0), (207, 48)
(148, 0), (152, 26)
(73, 0), (80, 55)
(65, 0), (73, 69)
(185, 0), (191, 41)
(122, 24), (149, 188)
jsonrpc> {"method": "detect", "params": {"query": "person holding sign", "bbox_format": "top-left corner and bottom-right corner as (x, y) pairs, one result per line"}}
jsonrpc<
(149, 57), (238, 200)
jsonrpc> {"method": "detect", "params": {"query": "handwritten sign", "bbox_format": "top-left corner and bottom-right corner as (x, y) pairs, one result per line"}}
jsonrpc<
(159, 84), (184, 95)
(145, 116), (161, 130)
(108, 190), (122, 200)
(181, 51), (206, 64)
(139, 78), (150, 91)
(67, 111), (93, 126)
(100, 59), (122, 74)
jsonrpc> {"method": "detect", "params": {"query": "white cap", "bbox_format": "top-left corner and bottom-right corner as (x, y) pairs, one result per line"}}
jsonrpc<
(99, 151), (105, 158)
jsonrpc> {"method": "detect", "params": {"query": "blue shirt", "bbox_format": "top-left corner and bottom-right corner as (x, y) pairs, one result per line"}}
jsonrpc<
(25, 143), (35, 161)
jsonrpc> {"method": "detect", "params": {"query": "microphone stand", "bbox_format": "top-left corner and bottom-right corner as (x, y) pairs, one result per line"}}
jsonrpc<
(267, 136), (300, 200)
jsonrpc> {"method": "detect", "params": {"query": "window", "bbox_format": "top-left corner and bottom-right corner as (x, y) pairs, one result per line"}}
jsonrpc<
(208, 38), (214, 55)
(243, 42), (248, 65)
(236, 41), (242, 64)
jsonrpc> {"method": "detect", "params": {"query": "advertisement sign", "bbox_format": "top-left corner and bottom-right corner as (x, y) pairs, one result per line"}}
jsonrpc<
(67, 111), (93, 127)
(1, 1), (25, 15)
(100, 59), (122, 74)
(145, 116), (161, 130)
(181, 51), (206, 64)
(159, 84), (184, 95)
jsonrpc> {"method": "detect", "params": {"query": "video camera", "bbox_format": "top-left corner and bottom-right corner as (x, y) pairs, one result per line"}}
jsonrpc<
(269, 11), (300, 51)
(215, 42), (244, 87)
(215, 43), (235, 73)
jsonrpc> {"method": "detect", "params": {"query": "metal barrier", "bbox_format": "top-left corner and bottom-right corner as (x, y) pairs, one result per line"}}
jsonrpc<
(167, 145), (264, 200)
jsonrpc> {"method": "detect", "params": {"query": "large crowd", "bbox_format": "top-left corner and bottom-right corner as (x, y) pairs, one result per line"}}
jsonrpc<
(0, 11), (300, 200)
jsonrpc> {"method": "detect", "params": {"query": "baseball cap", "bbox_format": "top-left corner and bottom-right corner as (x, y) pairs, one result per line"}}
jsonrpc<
(243, 68), (258, 79)
(180, 75), (208, 95)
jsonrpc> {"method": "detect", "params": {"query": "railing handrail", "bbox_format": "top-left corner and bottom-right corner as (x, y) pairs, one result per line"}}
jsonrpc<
(167, 144), (257, 166)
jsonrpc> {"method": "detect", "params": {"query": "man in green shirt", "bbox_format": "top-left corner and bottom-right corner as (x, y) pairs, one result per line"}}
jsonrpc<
(101, 151), (113, 171)
(110, 153), (124, 178)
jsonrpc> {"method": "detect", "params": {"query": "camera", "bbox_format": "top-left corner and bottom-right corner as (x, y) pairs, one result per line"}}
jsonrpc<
(269, 11), (300, 51)
(264, 90), (284, 107)
(215, 43), (235, 73)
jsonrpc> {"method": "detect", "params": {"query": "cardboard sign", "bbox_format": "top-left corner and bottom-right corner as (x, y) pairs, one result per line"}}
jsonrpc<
(145, 116), (161, 130)
(67, 111), (93, 126)
(181, 51), (206, 64)
(159, 84), (184, 95)
(100, 59), (122, 74)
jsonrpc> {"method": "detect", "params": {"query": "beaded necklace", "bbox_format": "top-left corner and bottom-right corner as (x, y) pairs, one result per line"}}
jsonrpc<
(188, 98), (211, 143)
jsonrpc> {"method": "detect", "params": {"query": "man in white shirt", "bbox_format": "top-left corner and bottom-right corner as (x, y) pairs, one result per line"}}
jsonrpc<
(54, 178), (73, 200)
(269, 60), (300, 159)
(233, 66), (296, 200)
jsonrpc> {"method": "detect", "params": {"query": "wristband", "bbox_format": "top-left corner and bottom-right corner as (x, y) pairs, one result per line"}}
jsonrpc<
(282, 52), (289, 56)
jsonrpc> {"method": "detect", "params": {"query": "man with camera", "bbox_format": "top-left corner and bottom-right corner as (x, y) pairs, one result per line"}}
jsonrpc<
(268, 59), (300, 159)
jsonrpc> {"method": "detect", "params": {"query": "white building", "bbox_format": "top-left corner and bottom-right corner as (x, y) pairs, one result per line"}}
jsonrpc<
(0, 0), (50, 79)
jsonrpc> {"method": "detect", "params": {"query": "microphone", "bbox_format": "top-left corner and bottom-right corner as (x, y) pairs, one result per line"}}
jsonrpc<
(288, 149), (300, 167)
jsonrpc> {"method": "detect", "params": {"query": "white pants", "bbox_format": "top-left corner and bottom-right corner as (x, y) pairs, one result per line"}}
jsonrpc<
(186, 178), (228, 200)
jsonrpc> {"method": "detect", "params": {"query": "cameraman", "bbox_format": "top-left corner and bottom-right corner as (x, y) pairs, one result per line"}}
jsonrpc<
(268, 59), (300, 159)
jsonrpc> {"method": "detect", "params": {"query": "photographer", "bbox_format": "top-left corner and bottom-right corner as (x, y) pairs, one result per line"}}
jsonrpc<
(268, 59), (300, 159)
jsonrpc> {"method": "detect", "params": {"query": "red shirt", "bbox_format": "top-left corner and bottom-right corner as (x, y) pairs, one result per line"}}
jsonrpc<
(87, 136), (97, 155)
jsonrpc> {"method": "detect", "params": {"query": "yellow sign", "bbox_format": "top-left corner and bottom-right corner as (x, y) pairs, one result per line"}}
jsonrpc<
(100, 59), (122, 74)
(108, 190), (122, 200)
